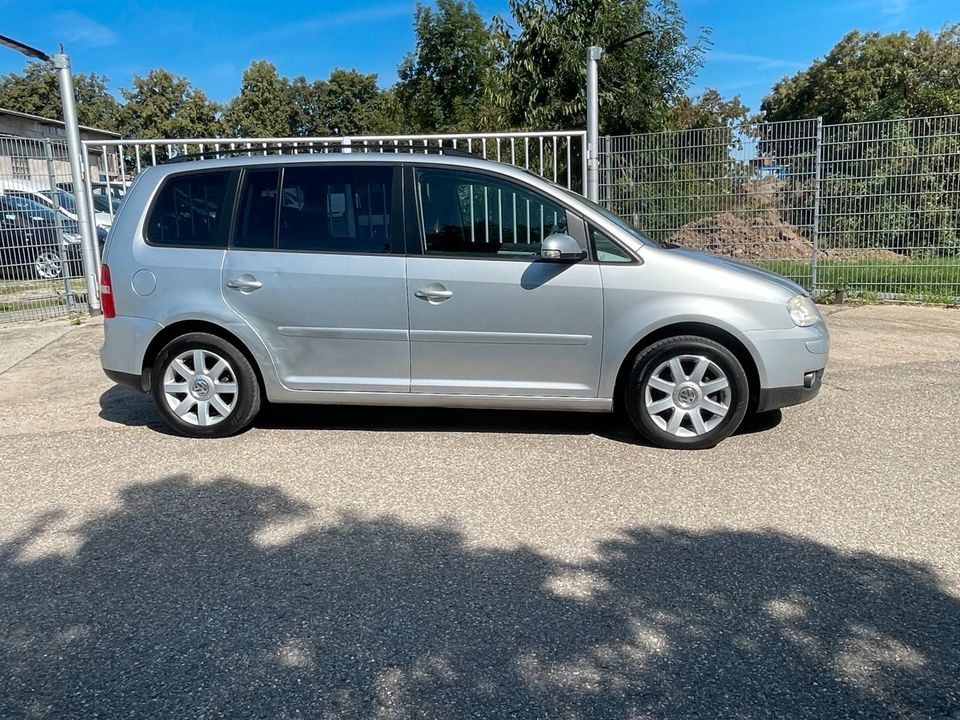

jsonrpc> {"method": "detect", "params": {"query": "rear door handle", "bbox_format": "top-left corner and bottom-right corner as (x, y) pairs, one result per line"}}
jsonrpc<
(414, 284), (453, 303)
(226, 274), (263, 293)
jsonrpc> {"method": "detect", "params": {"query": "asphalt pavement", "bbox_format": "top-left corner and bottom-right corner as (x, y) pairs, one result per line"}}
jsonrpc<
(0, 304), (958, 719)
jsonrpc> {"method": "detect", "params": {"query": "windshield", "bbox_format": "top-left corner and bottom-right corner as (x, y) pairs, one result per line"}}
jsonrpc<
(559, 187), (665, 248)
(40, 188), (78, 213)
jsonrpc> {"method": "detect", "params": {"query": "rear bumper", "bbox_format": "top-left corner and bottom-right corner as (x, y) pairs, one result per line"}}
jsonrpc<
(103, 367), (148, 393)
(755, 368), (824, 412)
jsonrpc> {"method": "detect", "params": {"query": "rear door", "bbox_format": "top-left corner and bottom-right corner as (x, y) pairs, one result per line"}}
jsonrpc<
(405, 165), (603, 397)
(222, 162), (410, 392)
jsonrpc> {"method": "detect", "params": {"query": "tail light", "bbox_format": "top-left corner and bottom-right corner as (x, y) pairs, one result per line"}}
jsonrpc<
(100, 264), (116, 319)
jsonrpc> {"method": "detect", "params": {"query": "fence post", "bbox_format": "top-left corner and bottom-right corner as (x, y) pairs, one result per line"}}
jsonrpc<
(43, 138), (76, 313)
(811, 116), (823, 292)
(601, 135), (613, 208)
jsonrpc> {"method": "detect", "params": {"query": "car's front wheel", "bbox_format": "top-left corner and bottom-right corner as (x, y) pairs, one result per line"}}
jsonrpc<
(625, 335), (749, 449)
(151, 332), (261, 438)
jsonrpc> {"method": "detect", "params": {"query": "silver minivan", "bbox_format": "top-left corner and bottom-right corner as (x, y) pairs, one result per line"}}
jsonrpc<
(99, 151), (828, 448)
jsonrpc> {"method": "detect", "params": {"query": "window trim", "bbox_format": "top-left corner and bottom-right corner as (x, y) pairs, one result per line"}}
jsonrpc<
(226, 161), (403, 256)
(410, 164), (587, 262)
(142, 168), (238, 250)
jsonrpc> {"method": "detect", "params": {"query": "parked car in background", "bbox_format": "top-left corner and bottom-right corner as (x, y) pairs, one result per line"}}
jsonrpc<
(99, 150), (829, 448)
(58, 180), (127, 214)
(0, 194), (82, 280)
(0, 179), (113, 231)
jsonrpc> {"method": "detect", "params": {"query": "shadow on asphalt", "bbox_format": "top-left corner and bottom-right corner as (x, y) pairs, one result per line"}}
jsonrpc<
(98, 385), (782, 445)
(1, 476), (957, 718)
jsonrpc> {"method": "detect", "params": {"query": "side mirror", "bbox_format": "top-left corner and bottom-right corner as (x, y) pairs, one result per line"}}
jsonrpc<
(540, 233), (586, 262)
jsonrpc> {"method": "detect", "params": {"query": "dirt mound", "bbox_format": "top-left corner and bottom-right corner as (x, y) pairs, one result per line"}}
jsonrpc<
(669, 209), (813, 260)
(669, 209), (907, 262)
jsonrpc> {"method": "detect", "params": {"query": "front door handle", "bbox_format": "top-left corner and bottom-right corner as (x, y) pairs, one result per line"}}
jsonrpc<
(226, 274), (263, 293)
(414, 284), (453, 303)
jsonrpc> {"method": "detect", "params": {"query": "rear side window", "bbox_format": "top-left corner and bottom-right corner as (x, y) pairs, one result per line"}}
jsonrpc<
(147, 171), (229, 247)
(278, 165), (392, 253)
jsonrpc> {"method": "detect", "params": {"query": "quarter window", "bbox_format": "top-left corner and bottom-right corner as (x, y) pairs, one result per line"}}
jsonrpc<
(277, 165), (392, 253)
(415, 168), (568, 258)
(147, 171), (229, 247)
(591, 226), (634, 263)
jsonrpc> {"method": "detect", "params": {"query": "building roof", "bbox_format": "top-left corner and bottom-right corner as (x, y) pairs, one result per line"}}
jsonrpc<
(0, 107), (121, 138)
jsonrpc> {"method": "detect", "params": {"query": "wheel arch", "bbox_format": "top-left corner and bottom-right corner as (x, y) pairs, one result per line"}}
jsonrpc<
(140, 320), (267, 397)
(612, 322), (761, 412)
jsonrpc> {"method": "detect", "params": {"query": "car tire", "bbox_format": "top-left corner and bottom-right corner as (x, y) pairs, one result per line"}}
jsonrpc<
(151, 332), (261, 438)
(624, 335), (749, 449)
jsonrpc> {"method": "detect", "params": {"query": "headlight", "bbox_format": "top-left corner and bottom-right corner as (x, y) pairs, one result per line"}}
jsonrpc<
(787, 294), (819, 327)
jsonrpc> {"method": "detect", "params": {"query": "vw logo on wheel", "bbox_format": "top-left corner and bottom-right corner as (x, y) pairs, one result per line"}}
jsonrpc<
(677, 386), (699, 406)
(191, 378), (211, 398)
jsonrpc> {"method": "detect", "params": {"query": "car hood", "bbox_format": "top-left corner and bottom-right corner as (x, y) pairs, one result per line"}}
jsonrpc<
(664, 247), (807, 296)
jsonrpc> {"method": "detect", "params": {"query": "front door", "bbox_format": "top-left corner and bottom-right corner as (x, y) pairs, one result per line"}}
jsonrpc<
(405, 166), (603, 397)
(223, 162), (409, 392)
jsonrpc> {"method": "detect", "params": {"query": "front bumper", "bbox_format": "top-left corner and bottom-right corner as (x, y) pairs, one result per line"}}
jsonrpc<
(755, 368), (823, 412)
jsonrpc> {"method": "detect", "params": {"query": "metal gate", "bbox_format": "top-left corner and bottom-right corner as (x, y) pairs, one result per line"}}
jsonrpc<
(0, 136), (90, 322)
(81, 130), (588, 228)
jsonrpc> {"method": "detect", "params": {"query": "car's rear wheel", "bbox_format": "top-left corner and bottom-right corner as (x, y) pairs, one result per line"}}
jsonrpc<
(625, 335), (749, 449)
(151, 333), (261, 438)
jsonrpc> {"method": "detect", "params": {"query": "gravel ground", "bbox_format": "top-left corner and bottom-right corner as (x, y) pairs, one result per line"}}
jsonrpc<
(0, 305), (958, 719)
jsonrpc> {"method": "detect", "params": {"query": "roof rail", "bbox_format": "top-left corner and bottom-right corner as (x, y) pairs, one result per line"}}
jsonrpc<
(162, 144), (482, 164)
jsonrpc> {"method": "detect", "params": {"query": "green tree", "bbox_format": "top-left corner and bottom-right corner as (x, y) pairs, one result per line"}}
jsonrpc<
(669, 89), (754, 130)
(119, 69), (221, 139)
(762, 25), (960, 123)
(493, 0), (709, 134)
(221, 60), (292, 137)
(0, 62), (121, 131)
(290, 69), (400, 136)
(396, 0), (500, 132)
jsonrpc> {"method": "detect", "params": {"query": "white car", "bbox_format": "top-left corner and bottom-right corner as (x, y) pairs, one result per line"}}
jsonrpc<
(0, 178), (113, 230)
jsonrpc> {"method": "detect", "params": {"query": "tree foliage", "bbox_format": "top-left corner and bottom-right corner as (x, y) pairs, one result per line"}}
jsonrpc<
(762, 25), (960, 123)
(119, 69), (221, 139)
(669, 88), (755, 130)
(221, 61), (292, 137)
(492, 0), (710, 134)
(0, 62), (120, 131)
(396, 0), (500, 132)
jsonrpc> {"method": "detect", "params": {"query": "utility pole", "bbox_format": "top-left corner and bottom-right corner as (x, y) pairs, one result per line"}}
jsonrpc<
(586, 46), (602, 203)
(585, 30), (653, 204)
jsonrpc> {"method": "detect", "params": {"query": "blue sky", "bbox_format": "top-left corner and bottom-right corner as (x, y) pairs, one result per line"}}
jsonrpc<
(0, 0), (954, 119)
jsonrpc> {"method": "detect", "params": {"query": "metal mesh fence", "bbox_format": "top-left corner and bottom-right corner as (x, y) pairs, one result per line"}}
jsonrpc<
(600, 116), (960, 300)
(0, 136), (89, 322)
(819, 116), (960, 300)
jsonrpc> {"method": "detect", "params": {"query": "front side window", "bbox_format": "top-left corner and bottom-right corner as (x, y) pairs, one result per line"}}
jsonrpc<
(147, 171), (229, 247)
(278, 165), (392, 253)
(416, 168), (568, 258)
